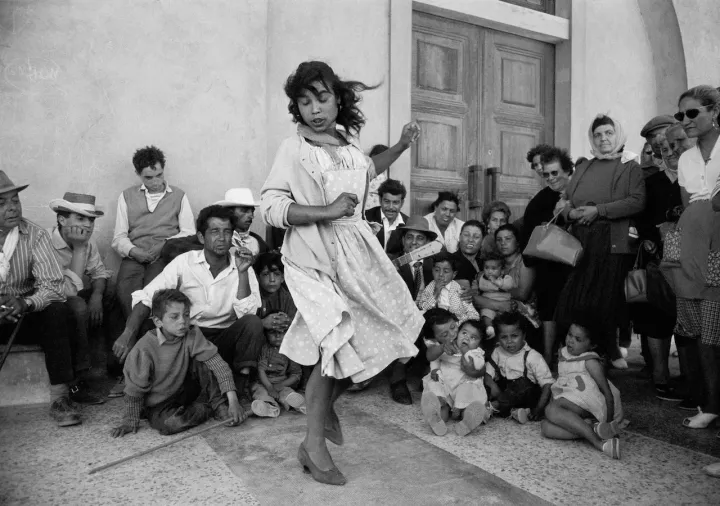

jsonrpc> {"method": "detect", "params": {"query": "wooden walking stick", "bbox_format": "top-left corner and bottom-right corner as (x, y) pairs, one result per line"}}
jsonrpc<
(0, 315), (25, 374)
(88, 418), (234, 475)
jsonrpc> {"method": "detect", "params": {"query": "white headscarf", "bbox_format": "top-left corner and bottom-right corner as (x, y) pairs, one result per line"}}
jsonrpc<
(0, 226), (20, 281)
(588, 114), (637, 162)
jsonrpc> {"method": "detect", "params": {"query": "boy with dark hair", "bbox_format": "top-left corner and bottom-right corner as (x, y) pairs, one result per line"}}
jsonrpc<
(111, 289), (242, 437)
(416, 251), (479, 324)
(250, 309), (306, 417)
(112, 145), (196, 320)
(253, 251), (296, 331)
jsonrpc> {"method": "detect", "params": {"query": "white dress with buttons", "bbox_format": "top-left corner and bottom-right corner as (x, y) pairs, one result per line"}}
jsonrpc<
(280, 139), (423, 382)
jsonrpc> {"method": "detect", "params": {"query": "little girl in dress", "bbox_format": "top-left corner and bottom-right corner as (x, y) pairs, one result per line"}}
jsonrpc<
(420, 310), (489, 437)
(541, 319), (625, 459)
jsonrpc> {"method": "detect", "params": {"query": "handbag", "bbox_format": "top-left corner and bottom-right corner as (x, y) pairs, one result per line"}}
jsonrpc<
(662, 224), (681, 263)
(523, 212), (583, 267)
(625, 248), (647, 303)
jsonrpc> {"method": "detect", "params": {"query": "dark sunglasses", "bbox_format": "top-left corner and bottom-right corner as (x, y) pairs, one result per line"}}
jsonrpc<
(674, 105), (711, 121)
(542, 170), (559, 179)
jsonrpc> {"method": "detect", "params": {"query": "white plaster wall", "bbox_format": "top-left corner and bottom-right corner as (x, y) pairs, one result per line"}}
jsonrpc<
(265, 0), (391, 178)
(673, 0), (720, 89)
(0, 0), (268, 270)
(571, 0), (657, 159)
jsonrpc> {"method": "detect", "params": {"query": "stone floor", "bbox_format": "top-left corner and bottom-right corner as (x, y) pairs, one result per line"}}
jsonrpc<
(1, 340), (719, 505)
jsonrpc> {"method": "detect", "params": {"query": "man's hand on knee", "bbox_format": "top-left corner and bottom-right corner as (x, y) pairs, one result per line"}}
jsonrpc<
(113, 328), (137, 362)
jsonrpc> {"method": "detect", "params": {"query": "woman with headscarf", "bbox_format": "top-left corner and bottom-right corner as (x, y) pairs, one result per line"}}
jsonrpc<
(554, 114), (645, 368)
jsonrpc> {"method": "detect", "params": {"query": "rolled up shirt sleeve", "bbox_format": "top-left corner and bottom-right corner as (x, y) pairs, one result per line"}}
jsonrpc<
(111, 194), (136, 258)
(261, 139), (297, 229)
(169, 194), (196, 240)
(232, 267), (261, 318)
(61, 269), (84, 297)
(85, 241), (111, 281)
(130, 256), (181, 309)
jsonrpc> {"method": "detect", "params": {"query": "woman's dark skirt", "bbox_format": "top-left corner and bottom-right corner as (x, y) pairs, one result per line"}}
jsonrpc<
(554, 220), (634, 356)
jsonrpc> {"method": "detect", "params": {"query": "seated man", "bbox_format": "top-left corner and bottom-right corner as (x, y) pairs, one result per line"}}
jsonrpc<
(365, 178), (408, 257)
(49, 192), (114, 404)
(112, 145), (195, 319)
(0, 172), (80, 427)
(113, 205), (265, 407)
(215, 188), (268, 259)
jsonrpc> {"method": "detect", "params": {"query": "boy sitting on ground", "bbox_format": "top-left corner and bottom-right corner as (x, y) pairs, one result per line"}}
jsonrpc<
(420, 309), (489, 436)
(484, 312), (553, 424)
(111, 289), (243, 437)
(251, 309), (306, 417)
(416, 252), (479, 324)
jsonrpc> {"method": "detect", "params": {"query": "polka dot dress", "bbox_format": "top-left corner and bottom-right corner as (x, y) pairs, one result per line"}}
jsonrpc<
(280, 140), (423, 383)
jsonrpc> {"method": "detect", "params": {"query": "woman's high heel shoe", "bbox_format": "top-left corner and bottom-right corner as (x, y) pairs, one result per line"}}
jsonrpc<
(682, 407), (719, 429)
(297, 443), (347, 486)
(324, 406), (344, 446)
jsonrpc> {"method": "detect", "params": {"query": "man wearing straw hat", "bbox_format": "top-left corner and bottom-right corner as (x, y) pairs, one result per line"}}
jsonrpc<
(0, 172), (82, 427)
(49, 192), (114, 404)
(214, 188), (268, 259)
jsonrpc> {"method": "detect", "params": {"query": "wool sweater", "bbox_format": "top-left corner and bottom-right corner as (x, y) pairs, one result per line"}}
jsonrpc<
(123, 184), (185, 257)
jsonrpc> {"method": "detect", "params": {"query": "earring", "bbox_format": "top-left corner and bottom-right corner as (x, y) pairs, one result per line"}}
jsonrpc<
(714, 118), (719, 130)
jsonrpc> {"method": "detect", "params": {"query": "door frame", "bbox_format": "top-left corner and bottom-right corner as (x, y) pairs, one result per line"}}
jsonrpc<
(390, 0), (572, 215)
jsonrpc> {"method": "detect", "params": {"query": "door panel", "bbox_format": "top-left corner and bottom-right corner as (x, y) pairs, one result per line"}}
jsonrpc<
(482, 30), (555, 221)
(411, 12), (479, 219)
(411, 13), (555, 222)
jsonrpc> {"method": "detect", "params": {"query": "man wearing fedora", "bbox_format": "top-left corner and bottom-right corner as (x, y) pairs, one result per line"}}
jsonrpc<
(112, 145), (196, 320)
(214, 188), (268, 259)
(0, 172), (82, 427)
(49, 192), (114, 404)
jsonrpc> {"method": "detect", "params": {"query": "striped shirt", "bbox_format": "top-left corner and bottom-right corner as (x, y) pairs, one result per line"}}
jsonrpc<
(0, 219), (65, 311)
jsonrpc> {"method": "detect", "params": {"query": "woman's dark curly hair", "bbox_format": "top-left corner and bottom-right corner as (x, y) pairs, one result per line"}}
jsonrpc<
(284, 61), (378, 136)
(526, 144), (553, 164)
(540, 146), (575, 175)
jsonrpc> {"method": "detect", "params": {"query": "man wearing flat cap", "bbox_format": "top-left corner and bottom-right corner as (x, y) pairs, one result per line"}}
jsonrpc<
(640, 115), (677, 178)
(0, 172), (82, 427)
(49, 192), (115, 403)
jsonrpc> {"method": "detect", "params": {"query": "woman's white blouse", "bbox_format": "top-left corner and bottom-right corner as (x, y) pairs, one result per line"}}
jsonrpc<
(678, 141), (720, 203)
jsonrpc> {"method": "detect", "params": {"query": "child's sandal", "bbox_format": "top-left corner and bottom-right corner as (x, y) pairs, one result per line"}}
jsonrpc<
(602, 437), (621, 460)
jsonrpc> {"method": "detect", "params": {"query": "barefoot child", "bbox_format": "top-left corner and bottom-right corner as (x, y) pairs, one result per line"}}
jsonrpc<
(476, 252), (514, 339)
(251, 310), (306, 417)
(485, 312), (553, 424)
(416, 252), (480, 323)
(541, 319), (625, 459)
(111, 289), (243, 437)
(420, 309), (489, 436)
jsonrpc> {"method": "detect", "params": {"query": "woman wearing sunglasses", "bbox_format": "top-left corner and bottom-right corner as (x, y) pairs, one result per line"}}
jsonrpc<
(671, 85), (720, 432)
(521, 146), (575, 366)
(554, 114), (645, 370)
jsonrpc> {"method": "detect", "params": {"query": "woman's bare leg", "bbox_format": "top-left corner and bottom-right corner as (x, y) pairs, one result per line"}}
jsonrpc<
(303, 363), (337, 470)
(542, 321), (557, 366)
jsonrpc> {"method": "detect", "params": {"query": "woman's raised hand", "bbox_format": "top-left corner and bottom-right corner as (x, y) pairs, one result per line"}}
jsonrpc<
(399, 121), (421, 150)
(326, 192), (359, 220)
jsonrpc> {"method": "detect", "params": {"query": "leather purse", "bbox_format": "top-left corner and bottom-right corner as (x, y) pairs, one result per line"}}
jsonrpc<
(523, 212), (583, 267)
(625, 248), (647, 303)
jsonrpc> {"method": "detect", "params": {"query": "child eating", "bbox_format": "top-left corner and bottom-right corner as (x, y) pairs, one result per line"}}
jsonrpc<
(420, 309), (489, 437)
(111, 289), (242, 437)
(416, 252), (479, 324)
(484, 312), (553, 424)
(541, 318), (625, 459)
(251, 310), (306, 417)
(476, 252), (514, 339)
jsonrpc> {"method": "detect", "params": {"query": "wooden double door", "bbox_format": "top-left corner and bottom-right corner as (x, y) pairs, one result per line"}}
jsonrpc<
(410, 11), (555, 221)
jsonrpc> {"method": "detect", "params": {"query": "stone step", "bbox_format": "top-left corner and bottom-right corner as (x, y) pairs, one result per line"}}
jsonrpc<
(0, 345), (50, 406)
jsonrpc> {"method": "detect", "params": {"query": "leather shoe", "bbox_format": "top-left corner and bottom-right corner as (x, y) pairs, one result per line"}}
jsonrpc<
(298, 443), (346, 486)
(390, 381), (412, 405)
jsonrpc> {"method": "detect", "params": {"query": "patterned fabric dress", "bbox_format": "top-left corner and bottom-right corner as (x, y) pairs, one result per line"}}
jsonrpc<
(551, 347), (623, 423)
(280, 138), (423, 382)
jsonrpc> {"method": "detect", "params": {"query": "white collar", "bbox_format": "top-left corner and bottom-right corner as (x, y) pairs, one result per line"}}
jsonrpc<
(382, 211), (404, 227)
(139, 183), (172, 193)
(193, 249), (236, 271)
